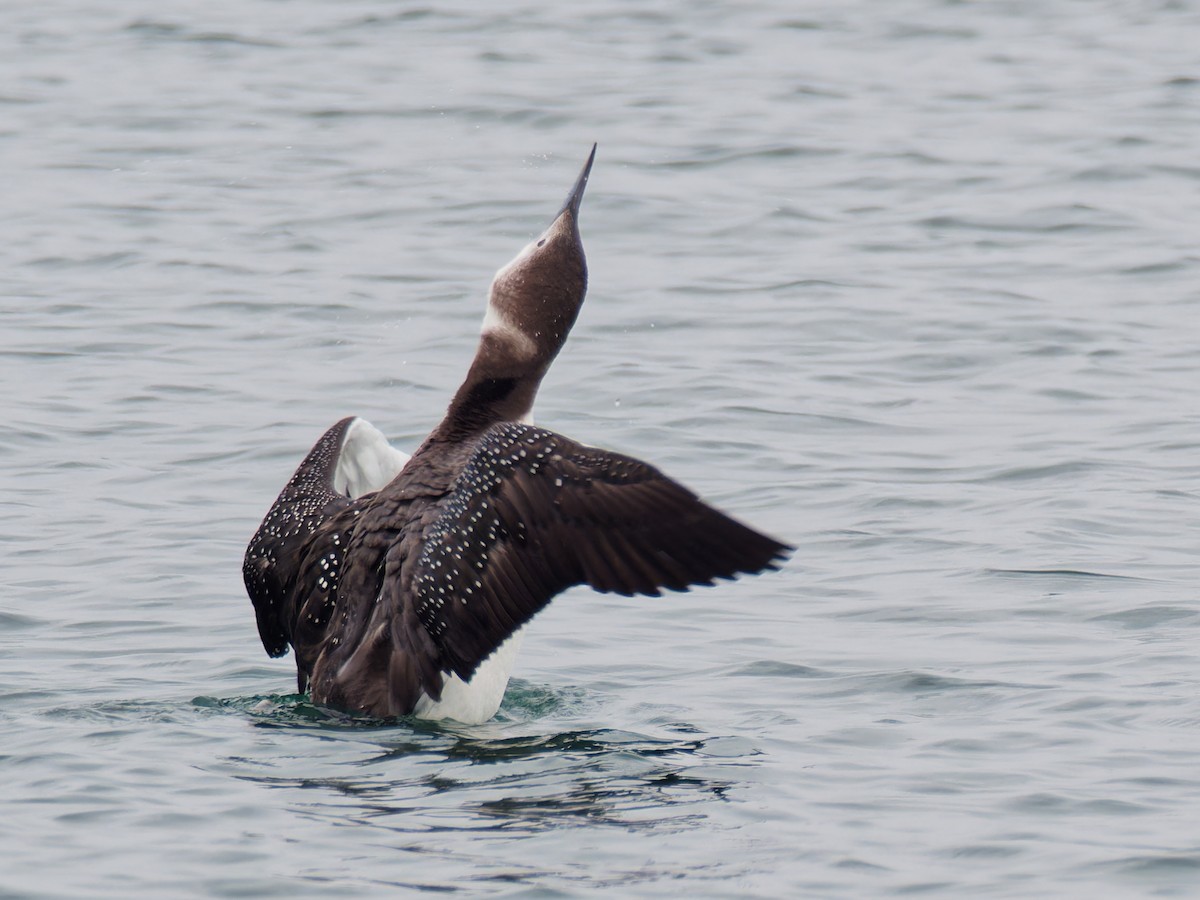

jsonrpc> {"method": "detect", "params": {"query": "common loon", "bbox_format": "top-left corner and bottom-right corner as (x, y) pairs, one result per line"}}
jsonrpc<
(243, 146), (792, 724)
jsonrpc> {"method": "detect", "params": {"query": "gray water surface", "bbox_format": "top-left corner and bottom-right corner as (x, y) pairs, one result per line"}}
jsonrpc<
(3, 1), (1199, 897)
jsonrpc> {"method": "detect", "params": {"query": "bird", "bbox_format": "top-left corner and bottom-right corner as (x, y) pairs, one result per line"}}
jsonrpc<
(243, 145), (792, 724)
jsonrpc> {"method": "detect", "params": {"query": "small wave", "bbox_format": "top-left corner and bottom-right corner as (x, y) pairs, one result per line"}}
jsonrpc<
(728, 659), (831, 679)
(45, 698), (197, 724)
(972, 461), (1100, 483)
(23, 252), (141, 270)
(1119, 257), (1196, 276)
(125, 20), (282, 48)
(917, 214), (1127, 235)
(658, 143), (839, 170)
(884, 671), (1016, 695)
(1102, 853), (1200, 877)
(1089, 605), (1199, 629)
(0, 609), (42, 630)
(812, 669), (1044, 701)
(984, 568), (1147, 582)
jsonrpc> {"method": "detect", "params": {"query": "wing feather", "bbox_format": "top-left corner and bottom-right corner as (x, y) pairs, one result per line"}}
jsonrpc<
(411, 422), (792, 686)
(243, 417), (360, 658)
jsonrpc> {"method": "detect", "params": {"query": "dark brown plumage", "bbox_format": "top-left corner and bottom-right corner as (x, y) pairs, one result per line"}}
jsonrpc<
(243, 146), (792, 721)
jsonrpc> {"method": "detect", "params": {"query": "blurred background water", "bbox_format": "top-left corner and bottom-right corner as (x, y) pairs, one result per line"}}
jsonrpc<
(2, 1), (1198, 896)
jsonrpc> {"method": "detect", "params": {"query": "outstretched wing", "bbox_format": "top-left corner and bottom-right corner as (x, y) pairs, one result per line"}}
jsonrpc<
(411, 422), (792, 685)
(244, 418), (359, 657)
(243, 417), (409, 657)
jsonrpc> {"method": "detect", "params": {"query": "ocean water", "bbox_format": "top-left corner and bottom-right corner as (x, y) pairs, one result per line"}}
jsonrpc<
(3, 1), (1199, 896)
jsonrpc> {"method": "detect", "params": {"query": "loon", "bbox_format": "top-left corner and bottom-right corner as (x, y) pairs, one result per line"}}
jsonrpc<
(243, 146), (792, 724)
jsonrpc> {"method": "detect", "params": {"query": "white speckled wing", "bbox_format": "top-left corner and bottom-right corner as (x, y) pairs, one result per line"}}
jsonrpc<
(244, 416), (410, 660)
(409, 421), (793, 688)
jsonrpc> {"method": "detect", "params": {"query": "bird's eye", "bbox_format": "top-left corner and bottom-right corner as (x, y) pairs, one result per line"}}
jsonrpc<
(537, 239), (546, 247)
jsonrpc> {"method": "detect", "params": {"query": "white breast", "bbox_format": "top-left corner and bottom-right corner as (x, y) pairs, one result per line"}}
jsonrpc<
(411, 628), (525, 724)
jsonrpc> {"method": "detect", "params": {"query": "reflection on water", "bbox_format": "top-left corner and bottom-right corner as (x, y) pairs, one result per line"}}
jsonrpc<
(193, 683), (745, 836)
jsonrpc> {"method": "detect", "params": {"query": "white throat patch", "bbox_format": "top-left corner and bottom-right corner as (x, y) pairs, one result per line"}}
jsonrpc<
(481, 296), (537, 359)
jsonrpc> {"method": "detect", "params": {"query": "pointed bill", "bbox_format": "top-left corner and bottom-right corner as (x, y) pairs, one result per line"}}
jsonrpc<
(556, 143), (597, 221)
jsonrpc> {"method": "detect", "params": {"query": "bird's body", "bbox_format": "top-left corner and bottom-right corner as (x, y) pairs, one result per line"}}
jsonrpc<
(244, 147), (791, 723)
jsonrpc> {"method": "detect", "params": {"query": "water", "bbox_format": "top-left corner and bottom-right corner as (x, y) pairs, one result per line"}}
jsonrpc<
(3, 1), (1199, 896)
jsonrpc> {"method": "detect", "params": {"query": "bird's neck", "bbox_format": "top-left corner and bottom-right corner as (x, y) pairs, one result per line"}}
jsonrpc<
(428, 335), (550, 444)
